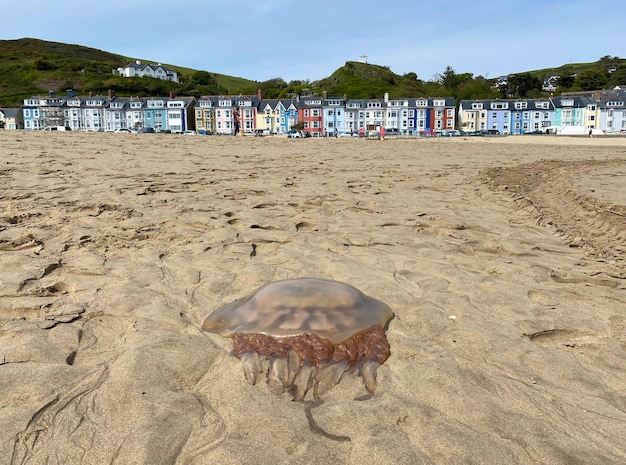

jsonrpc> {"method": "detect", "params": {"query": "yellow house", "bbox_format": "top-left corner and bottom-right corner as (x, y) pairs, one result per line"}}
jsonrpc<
(257, 100), (280, 133)
(194, 97), (215, 134)
(0, 108), (24, 130)
(458, 100), (487, 132)
(584, 101), (601, 130)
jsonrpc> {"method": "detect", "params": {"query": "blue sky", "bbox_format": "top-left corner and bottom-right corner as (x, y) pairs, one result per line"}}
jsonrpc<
(3, 0), (625, 83)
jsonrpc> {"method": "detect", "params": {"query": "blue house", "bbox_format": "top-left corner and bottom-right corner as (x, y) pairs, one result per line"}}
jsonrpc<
(143, 97), (168, 131)
(323, 95), (346, 135)
(484, 100), (512, 134)
(22, 97), (41, 130)
(551, 96), (594, 127)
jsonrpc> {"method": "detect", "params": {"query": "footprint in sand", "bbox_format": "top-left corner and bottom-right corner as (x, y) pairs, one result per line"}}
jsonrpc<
(524, 328), (604, 352)
(393, 270), (449, 295)
(527, 289), (558, 307)
(417, 277), (450, 292)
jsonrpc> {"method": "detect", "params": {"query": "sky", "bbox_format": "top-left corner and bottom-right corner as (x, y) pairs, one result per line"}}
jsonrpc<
(3, 0), (625, 83)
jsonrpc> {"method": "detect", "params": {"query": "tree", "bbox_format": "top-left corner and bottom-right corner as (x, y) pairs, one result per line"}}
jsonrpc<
(190, 71), (216, 86)
(556, 73), (575, 89)
(609, 67), (626, 87)
(575, 69), (608, 91)
(438, 66), (459, 89)
(507, 73), (541, 97)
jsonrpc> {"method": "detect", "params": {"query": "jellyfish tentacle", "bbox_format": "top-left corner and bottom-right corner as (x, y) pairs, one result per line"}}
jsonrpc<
(360, 358), (380, 393)
(314, 360), (349, 398)
(267, 354), (289, 395)
(241, 350), (261, 385)
(285, 348), (300, 387)
(291, 360), (316, 401)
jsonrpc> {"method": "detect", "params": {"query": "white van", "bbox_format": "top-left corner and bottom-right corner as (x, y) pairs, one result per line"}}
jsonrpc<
(43, 126), (72, 131)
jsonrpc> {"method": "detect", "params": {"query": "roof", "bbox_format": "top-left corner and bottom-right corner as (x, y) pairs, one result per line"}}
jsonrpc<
(0, 108), (21, 118)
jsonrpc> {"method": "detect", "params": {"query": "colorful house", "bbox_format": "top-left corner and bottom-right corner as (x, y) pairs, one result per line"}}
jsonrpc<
(194, 96), (216, 134)
(384, 94), (410, 133)
(550, 96), (594, 128)
(323, 96), (346, 135)
(166, 95), (196, 133)
(257, 99), (299, 134)
(213, 96), (236, 135)
(143, 97), (168, 131)
(22, 97), (42, 130)
(297, 96), (324, 136)
(428, 97), (456, 133)
(458, 100), (488, 132)
(232, 94), (261, 134)
(460, 98), (555, 134)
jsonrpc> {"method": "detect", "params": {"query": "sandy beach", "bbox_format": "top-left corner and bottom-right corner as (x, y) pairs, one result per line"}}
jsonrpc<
(1, 132), (625, 464)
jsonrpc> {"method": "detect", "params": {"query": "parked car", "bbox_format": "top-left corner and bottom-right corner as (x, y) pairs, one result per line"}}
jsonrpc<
(338, 131), (359, 138)
(182, 130), (196, 135)
(137, 127), (155, 133)
(113, 128), (132, 133)
(43, 126), (71, 131)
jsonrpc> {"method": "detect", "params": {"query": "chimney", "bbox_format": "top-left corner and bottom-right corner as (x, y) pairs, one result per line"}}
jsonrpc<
(322, 90), (327, 100)
(89, 91), (93, 98)
(384, 92), (389, 103)
(108, 89), (114, 98)
(169, 91), (175, 99)
(257, 88), (263, 100)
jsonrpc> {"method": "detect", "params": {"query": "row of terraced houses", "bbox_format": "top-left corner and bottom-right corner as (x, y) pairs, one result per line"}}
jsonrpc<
(14, 89), (456, 136)
(459, 88), (626, 135)
(5, 87), (626, 135)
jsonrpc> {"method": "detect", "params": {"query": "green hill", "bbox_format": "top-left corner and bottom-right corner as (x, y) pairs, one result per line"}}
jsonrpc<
(0, 38), (255, 106)
(1, 38), (624, 107)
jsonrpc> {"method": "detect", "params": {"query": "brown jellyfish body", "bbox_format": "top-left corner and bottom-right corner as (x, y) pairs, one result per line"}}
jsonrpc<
(202, 278), (394, 400)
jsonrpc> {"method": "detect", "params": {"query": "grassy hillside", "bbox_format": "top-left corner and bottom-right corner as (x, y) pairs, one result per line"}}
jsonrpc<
(1, 39), (624, 107)
(0, 38), (255, 106)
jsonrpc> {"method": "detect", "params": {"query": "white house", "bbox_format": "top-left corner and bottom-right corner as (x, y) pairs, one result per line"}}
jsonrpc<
(115, 60), (179, 83)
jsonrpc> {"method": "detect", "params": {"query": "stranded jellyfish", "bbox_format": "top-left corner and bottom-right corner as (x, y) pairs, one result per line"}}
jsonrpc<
(202, 278), (394, 400)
